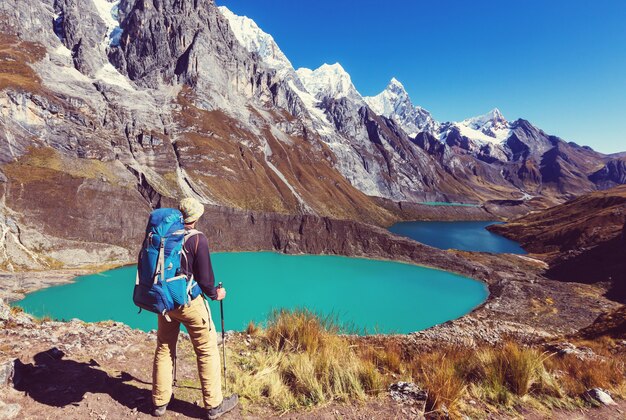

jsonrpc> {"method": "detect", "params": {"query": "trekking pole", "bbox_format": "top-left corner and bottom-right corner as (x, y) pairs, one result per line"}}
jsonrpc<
(173, 340), (178, 387)
(217, 282), (227, 394)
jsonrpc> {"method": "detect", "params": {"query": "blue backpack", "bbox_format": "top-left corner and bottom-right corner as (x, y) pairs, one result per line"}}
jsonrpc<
(133, 208), (203, 318)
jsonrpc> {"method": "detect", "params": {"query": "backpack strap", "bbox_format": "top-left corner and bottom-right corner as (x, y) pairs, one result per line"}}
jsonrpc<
(154, 237), (166, 284)
(183, 229), (202, 243)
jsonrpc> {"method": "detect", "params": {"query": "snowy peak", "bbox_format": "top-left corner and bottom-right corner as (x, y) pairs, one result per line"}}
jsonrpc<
(387, 77), (406, 93)
(462, 108), (508, 132)
(365, 77), (410, 116)
(444, 108), (511, 144)
(218, 6), (292, 73)
(364, 77), (437, 136)
(296, 63), (362, 102)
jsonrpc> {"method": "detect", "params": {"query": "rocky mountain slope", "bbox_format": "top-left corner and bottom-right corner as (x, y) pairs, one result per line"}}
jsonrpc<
(218, 5), (621, 205)
(0, 0), (623, 271)
(490, 185), (626, 300)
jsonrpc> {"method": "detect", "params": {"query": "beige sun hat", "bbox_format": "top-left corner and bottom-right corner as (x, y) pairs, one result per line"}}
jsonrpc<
(179, 197), (205, 224)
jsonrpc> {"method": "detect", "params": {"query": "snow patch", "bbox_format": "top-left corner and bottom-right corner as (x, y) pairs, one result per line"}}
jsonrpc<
(53, 44), (72, 58)
(91, 0), (121, 47)
(262, 140), (313, 213)
(296, 63), (363, 102)
(94, 63), (134, 90)
(286, 80), (334, 135)
(455, 123), (510, 144)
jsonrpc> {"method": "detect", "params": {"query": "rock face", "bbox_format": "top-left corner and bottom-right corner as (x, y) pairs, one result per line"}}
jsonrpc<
(0, 0), (623, 271)
(590, 158), (626, 189)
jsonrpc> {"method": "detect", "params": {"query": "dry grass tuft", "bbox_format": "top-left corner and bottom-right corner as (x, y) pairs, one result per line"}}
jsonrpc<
(9, 305), (24, 316)
(265, 309), (337, 354)
(245, 320), (261, 336)
(546, 353), (626, 396)
(358, 340), (404, 374)
(230, 309), (383, 411)
(419, 353), (467, 414)
(201, 311), (626, 416)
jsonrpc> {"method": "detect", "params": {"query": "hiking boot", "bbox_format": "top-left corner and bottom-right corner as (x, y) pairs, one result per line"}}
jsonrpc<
(206, 394), (239, 419)
(152, 403), (168, 417)
(152, 393), (173, 417)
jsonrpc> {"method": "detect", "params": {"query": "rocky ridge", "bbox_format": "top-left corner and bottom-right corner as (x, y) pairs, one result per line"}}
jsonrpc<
(0, 0), (624, 272)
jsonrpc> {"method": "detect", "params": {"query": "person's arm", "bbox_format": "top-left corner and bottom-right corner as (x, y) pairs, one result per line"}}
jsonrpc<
(192, 234), (219, 300)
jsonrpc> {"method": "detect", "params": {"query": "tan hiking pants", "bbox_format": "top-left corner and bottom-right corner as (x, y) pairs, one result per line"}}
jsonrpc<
(152, 295), (223, 408)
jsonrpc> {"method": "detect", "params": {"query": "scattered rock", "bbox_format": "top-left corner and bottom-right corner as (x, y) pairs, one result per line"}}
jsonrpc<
(0, 401), (21, 420)
(389, 382), (427, 414)
(0, 299), (9, 321)
(0, 359), (16, 387)
(583, 388), (617, 406)
(547, 342), (596, 360)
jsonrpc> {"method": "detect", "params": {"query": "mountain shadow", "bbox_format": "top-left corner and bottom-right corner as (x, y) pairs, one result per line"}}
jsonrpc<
(545, 235), (626, 303)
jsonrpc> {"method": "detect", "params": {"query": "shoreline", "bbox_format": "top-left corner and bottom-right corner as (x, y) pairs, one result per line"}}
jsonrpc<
(5, 244), (493, 329)
(2, 213), (619, 344)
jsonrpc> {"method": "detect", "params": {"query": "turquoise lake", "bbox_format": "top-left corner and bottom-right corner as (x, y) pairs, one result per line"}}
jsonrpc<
(15, 252), (489, 334)
(419, 202), (480, 207)
(388, 221), (526, 254)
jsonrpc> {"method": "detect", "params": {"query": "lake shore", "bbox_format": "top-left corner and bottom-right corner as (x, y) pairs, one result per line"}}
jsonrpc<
(1, 214), (619, 342)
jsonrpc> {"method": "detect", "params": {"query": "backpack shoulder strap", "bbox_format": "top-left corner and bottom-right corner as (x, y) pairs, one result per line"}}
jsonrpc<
(182, 229), (203, 260)
(183, 229), (202, 244)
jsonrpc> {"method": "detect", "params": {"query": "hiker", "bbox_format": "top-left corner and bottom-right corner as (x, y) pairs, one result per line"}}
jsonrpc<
(151, 197), (238, 418)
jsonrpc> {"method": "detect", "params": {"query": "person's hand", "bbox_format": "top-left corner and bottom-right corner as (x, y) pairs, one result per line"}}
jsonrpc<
(216, 287), (226, 301)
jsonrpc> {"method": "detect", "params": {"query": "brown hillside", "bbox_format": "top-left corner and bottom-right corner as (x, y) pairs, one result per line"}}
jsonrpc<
(490, 186), (626, 300)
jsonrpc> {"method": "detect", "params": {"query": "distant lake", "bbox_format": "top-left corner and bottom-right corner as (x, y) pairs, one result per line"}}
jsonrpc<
(15, 252), (488, 335)
(389, 221), (526, 254)
(419, 202), (480, 207)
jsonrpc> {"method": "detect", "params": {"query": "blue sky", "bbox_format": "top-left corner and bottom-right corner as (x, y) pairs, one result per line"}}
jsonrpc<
(218, 0), (626, 154)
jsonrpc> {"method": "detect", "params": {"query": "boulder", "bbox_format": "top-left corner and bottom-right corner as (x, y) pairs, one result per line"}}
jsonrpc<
(583, 388), (617, 406)
(0, 299), (9, 321)
(389, 382), (428, 415)
(0, 401), (21, 420)
(546, 342), (596, 360)
(0, 359), (17, 387)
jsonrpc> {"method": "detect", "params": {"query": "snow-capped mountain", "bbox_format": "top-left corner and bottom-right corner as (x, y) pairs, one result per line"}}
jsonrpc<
(217, 6), (615, 203)
(296, 63), (364, 103)
(364, 79), (512, 149)
(364, 78), (439, 136)
(217, 6), (292, 78)
(2, 0), (622, 273)
(444, 108), (511, 144)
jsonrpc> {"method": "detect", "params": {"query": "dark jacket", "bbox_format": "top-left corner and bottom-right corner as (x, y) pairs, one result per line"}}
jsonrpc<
(181, 231), (218, 300)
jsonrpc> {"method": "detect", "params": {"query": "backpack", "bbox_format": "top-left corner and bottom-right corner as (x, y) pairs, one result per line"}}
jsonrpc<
(133, 208), (203, 318)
